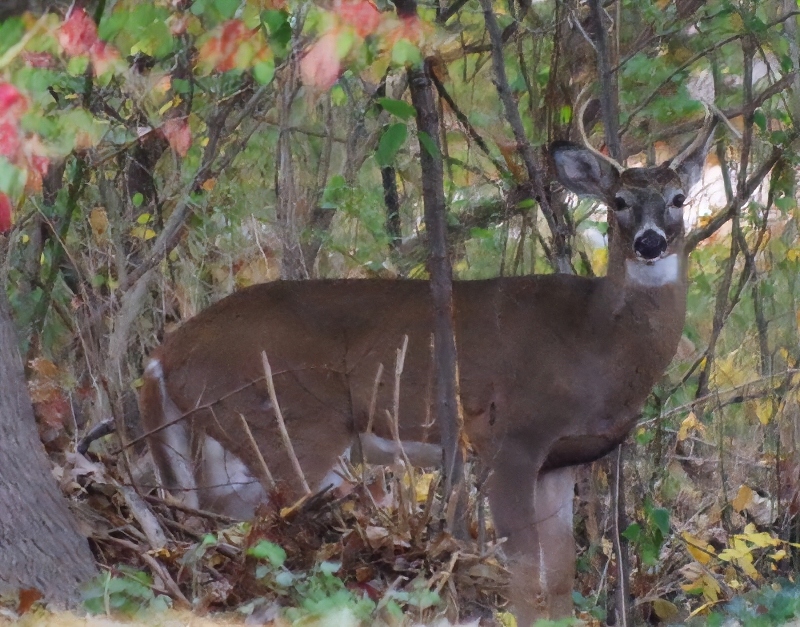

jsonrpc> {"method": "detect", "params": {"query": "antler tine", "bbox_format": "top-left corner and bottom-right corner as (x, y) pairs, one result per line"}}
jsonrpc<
(669, 103), (718, 171)
(575, 85), (624, 173)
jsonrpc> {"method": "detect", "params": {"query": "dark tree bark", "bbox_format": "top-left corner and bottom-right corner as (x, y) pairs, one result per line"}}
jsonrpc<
(395, 0), (465, 513)
(0, 290), (97, 605)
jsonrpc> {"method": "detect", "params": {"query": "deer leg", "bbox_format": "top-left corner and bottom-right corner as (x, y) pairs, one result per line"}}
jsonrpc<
(486, 448), (547, 626)
(535, 467), (576, 619)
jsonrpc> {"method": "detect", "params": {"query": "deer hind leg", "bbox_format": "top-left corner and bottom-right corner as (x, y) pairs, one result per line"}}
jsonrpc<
(535, 467), (577, 619)
(140, 360), (200, 510)
(486, 447), (548, 625)
(201, 367), (356, 503)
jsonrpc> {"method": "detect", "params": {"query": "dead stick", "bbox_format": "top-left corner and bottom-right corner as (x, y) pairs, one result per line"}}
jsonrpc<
(261, 351), (310, 494)
(237, 412), (276, 490)
(366, 362), (384, 434)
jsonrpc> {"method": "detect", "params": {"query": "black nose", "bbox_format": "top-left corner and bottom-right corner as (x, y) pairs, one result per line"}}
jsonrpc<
(634, 229), (667, 260)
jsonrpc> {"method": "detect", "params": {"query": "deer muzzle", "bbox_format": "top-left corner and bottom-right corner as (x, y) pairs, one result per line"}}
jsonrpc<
(634, 228), (668, 261)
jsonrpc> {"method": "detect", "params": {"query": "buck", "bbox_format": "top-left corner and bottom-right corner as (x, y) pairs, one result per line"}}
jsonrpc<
(139, 117), (716, 623)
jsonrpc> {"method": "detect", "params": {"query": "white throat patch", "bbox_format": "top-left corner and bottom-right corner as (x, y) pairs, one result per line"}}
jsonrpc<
(625, 254), (680, 287)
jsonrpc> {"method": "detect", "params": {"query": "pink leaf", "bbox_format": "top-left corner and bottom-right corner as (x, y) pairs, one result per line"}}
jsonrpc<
(338, 0), (382, 37)
(22, 51), (55, 68)
(0, 122), (21, 158)
(0, 193), (12, 233)
(300, 33), (341, 90)
(0, 83), (27, 122)
(162, 119), (192, 157)
(58, 8), (99, 57)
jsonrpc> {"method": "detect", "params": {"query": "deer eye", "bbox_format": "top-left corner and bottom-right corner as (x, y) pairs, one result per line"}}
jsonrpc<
(614, 196), (628, 210)
(671, 193), (686, 208)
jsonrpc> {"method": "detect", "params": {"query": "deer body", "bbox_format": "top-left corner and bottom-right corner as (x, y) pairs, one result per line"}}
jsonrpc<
(140, 126), (714, 623)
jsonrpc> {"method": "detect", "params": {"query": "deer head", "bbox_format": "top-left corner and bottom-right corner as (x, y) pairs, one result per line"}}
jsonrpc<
(550, 114), (714, 287)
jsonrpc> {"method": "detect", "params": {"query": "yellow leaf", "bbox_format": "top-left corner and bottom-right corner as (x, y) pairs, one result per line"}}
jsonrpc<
(89, 207), (109, 238)
(683, 531), (715, 565)
(652, 598), (679, 620)
(741, 530), (780, 548)
(201, 178), (217, 191)
(496, 611), (517, 627)
(688, 601), (716, 617)
(136, 212), (152, 225)
(732, 485), (754, 512)
(678, 412), (705, 441)
(755, 398), (774, 425)
(770, 549), (786, 561)
(701, 574), (721, 603)
(130, 226), (156, 240)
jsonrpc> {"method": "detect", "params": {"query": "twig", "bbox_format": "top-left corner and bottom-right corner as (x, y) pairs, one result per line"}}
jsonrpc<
(143, 494), (235, 523)
(479, 0), (572, 273)
(237, 412), (276, 491)
(261, 351), (310, 494)
(366, 362), (384, 435)
(429, 70), (509, 178)
(139, 552), (191, 609)
(117, 484), (168, 550)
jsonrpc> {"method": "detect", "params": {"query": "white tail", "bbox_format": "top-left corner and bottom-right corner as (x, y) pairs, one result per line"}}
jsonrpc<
(139, 118), (716, 623)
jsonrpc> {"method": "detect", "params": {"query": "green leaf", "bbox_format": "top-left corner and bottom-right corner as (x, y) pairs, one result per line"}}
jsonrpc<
(67, 55), (90, 76)
(247, 540), (287, 567)
(132, 193), (144, 208)
(417, 131), (440, 161)
(651, 507), (670, 536)
(377, 97), (416, 120)
(622, 522), (642, 542)
(0, 159), (26, 198)
(261, 10), (291, 49)
(375, 122), (407, 167)
(753, 109), (766, 133)
(214, 0), (239, 19)
(331, 84), (347, 106)
(559, 105), (572, 126)
(391, 39), (422, 67)
(253, 59), (275, 85)
(172, 78), (190, 94)
(0, 17), (24, 56)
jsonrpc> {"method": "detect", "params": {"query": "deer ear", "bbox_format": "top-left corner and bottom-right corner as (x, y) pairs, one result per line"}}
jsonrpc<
(669, 115), (718, 191)
(550, 141), (619, 200)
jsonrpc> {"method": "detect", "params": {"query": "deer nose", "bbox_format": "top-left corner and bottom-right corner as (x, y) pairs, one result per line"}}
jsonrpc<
(634, 229), (667, 260)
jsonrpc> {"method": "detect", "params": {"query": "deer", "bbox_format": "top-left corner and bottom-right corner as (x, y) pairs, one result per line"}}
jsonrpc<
(139, 115), (716, 624)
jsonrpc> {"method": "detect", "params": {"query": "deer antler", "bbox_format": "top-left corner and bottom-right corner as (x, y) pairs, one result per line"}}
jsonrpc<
(669, 104), (717, 172)
(575, 85), (624, 174)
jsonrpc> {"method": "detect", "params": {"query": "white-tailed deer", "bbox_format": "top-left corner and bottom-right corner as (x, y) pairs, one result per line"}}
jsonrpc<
(139, 117), (716, 624)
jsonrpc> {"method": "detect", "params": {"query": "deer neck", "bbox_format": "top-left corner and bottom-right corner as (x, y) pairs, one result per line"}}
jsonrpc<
(599, 234), (688, 360)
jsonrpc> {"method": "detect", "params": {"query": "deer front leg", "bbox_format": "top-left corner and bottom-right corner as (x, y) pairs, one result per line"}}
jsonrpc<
(486, 447), (547, 626)
(535, 467), (576, 619)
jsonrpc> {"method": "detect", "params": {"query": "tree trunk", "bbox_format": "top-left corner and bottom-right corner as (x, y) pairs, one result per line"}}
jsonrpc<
(0, 290), (97, 605)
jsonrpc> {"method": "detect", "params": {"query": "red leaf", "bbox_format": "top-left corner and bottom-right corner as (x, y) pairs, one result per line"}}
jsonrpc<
(0, 83), (27, 121)
(199, 20), (250, 72)
(22, 51), (55, 68)
(90, 40), (121, 75)
(0, 193), (12, 233)
(300, 33), (341, 90)
(31, 155), (50, 177)
(162, 118), (192, 157)
(0, 121), (21, 158)
(338, 1), (382, 37)
(58, 8), (99, 57)
(17, 588), (43, 615)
